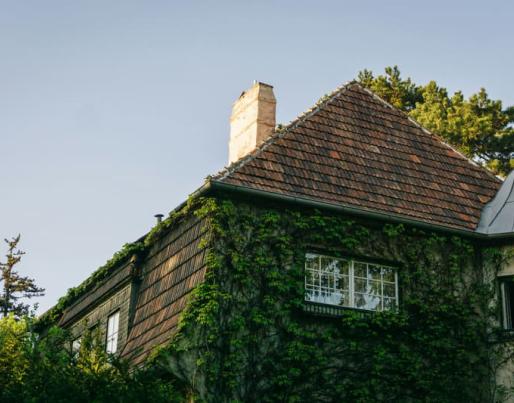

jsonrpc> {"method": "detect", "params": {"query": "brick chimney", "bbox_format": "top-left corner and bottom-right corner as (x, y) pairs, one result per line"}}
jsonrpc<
(229, 81), (276, 164)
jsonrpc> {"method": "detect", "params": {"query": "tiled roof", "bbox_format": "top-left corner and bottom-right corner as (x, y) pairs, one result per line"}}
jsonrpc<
(214, 82), (502, 232)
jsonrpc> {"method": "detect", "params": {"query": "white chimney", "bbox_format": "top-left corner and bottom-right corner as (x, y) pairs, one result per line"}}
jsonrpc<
(229, 81), (276, 164)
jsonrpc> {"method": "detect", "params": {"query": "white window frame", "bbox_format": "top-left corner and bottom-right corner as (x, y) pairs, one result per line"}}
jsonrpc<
(106, 311), (120, 354)
(304, 253), (399, 312)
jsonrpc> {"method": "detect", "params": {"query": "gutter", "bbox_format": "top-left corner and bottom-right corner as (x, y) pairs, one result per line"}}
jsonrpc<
(207, 180), (514, 241)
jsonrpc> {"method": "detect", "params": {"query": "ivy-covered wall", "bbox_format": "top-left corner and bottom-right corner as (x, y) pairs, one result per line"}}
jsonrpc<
(154, 196), (513, 402)
(488, 247), (514, 401)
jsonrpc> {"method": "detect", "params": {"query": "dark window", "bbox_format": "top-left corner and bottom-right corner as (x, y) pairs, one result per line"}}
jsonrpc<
(501, 278), (514, 330)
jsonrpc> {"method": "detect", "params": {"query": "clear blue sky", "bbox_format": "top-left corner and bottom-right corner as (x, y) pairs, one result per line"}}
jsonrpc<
(1, 0), (513, 313)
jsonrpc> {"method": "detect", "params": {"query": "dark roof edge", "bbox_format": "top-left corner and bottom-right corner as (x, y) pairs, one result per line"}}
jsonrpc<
(58, 262), (134, 328)
(208, 180), (514, 241)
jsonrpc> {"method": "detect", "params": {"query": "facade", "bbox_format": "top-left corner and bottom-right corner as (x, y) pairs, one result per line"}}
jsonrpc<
(41, 81), (514, 401)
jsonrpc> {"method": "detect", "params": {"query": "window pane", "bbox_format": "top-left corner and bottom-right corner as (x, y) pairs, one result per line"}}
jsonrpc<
(354, 262), (367, 278)
(383, 283), (396, 298)
(339, 260), (350, 276)
(354, 278), (380, 295)
(305, 269), (318, 287)
(305, 286), (319, 302)
(106, 312), (120, 354)
(355, 292), (381, 311)
(321, 256), (338, 273)
(109, 312), (119, 331)
(322, 290), (348, 306)
(382, 267), (395, 282)
(383, 297), (396, 311)
(354, 278), (367, 293)
(504, 280), (514, 330)
(305, 254), (318, 270)
(336, 275), (349, 291)
(338, 291), (350, 307)
(368, 265), (381, 280)
(320, 272), (330, 289)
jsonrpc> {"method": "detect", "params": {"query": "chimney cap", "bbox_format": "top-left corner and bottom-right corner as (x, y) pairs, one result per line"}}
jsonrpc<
(154, 213), (164, 224)
(253, 80), (273, 88)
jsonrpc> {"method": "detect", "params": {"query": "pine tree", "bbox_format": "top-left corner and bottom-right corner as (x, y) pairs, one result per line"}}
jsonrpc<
(0, 235), (44, 317)
(358, 67), (514, 176)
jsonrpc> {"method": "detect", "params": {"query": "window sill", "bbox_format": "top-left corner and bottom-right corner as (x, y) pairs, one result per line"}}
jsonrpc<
(302, 301), (375, 318)
(499, 329), (514, 342)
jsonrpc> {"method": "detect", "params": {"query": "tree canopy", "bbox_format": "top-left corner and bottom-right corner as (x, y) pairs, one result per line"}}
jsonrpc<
(0, 315), (184, 402)
(358, 66), (514, 177)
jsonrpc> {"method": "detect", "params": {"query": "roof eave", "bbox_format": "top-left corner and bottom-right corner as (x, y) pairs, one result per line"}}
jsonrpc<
(209, 180), (514, 241)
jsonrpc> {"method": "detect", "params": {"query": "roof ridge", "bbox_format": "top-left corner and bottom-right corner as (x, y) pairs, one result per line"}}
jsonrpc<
(357, 86), (502, 183)
(213, 80), (359, 181)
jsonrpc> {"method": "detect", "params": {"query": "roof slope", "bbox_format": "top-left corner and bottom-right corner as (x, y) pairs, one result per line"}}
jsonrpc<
(121, 214), (207, 366)
(214, 82), (502, 232)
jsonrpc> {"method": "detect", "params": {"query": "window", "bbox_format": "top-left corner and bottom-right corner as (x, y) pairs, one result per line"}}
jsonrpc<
(71, 337), (81, 355)
(500, 278), (514, 330)
(305, 253), (398, 311)
(106, 311), (120, 353)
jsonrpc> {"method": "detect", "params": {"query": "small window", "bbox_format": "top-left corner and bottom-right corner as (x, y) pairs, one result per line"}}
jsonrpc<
(71, 337), (81, 355)
(305, 253), (398, 312)
(106, 311), (120, 353)
(501, 278), (514, 330)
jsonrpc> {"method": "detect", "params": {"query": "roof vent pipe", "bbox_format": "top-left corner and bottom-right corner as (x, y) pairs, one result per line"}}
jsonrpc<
(154, 214), (164, 224)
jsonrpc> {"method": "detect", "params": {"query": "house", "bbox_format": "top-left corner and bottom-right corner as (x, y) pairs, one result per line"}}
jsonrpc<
(41, 80), (514, 402)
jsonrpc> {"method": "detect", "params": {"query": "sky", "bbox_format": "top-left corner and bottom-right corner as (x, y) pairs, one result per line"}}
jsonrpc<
(1, 0), (513, 313)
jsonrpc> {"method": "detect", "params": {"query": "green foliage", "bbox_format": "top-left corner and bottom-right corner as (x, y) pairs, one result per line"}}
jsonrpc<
(157, 197), (506, 402)
(358, 66), (423, 111)
(358, 66), (514, 176)
(0, 315), (185, 403)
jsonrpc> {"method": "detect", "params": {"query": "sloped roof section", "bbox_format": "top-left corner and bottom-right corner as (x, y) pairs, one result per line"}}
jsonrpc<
(214, 82), (502, 231)
(121, 215), (208, 366)
(477, 170), (514, 234)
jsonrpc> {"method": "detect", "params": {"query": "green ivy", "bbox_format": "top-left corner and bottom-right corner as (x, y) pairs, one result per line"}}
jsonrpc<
(156, 196), (510, 402)
(36, 193), (512, 402)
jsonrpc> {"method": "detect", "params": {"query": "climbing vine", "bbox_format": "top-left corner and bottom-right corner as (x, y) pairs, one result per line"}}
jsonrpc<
(36, 193), (513, 402)
(156, 196), (511, 402)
